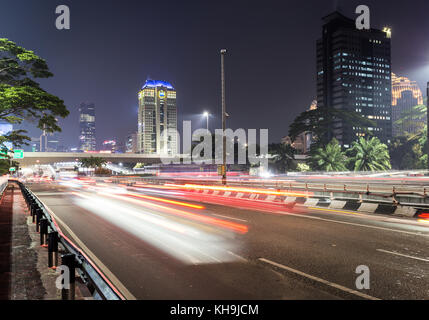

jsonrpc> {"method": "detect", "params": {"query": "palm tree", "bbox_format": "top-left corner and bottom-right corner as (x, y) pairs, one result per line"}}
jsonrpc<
(269, 143), (296, 173)
(347, 137), (391, 171)
(309, 138), (347, 172)
(79, 156), (107, 175)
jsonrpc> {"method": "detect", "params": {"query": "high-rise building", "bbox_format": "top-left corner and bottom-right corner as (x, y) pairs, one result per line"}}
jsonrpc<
(137, 80), (178, 155)
(316, 11), (392, 147)
(125, 133), (138, 153)
(47, 134), (60, 152)
(78, 102), (96, 152)
(102, 140), (117, 153)
(391, 73), (424, 137)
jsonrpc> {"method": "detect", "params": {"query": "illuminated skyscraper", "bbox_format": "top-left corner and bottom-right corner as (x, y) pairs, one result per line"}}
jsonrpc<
(125, 133), (138, 153)
(137, 80), (178, 155)
(102, 140), (117, 153)
(391, 73), (424, 137)
(78, 102), (96, 152)
(316, 11), (392, 147)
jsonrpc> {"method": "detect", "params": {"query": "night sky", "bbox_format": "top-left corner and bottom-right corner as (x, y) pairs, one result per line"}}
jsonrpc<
(1, 0), (429, 149)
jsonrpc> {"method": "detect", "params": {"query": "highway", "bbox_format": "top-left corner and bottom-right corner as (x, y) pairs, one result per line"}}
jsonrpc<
(26, 179), (429, 300)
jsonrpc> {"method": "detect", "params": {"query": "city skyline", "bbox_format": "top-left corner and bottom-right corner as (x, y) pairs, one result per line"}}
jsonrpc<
(1, 0), (429, 150)
(2, 0), (429, 305)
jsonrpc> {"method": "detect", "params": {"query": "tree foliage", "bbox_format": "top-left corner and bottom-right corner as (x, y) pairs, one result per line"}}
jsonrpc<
(347, 137), (391, 171)
(289, 107), (375, 147)
(0, 158), (20, 175)
(309, 138), (347, 172)
(390, 100), (428, 170)
(80, 157), (107, 169)
(394, 98), (427, 139)
(0, 38), (69, 148)
(268, 143), (296, 173)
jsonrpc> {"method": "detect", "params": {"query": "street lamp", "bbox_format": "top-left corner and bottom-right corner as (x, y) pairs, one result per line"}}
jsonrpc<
(220, 49), (227, 185)
(203, 111), (209, 132)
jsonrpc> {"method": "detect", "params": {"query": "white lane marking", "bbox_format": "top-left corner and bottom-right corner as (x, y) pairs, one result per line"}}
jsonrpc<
(35, 192), (72, 196)
(212, 214), (248, 222)
(259, 258), (380, 301)
(376, 249), (429, 262)
(38, 200), (137, 300)
(227, 251), (248, 262)
(275, 211), (429, 238)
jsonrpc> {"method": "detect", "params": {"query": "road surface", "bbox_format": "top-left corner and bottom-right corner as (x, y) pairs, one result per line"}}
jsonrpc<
(26, 180), (429, 300)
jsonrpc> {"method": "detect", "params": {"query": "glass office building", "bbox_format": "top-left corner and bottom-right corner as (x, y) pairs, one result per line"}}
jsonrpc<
(78, 102), (96, 152)
(316, 12), (392, 147)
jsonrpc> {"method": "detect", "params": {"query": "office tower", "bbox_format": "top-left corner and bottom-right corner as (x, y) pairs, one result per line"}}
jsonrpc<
(102, 140), (117, 153)
(137, 80), (178, 155)
(125, 133), (138, 153)
(391, 73), (424, 137)
(47, 134), (60, 152)
(316, 11), (392, 147)
(78, 102), (96, 152)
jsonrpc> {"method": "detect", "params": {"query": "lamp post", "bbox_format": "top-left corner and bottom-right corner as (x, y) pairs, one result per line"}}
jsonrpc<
(427, 82), (429, 171)
(203, 111), (209, 132)
(220, 49), (227, 185)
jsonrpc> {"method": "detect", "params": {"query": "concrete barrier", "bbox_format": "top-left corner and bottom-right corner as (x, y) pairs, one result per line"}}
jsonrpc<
(304, 198), (319, 206)
(393, 206), (417, 217)
(329, 200), (347, 209)
(284, 197), (296, 203)
(357, 203), (379, 213)
(266, 195), (276, 202)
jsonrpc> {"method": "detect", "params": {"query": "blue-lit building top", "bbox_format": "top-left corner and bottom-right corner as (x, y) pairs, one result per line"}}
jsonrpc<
(138, 79), (178, 155)
(142, 80), (174, 90)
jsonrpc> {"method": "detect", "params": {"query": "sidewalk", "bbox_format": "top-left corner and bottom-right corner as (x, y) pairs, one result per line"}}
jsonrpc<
(0, 182), (58, 300)
(0, 184), (13, 299)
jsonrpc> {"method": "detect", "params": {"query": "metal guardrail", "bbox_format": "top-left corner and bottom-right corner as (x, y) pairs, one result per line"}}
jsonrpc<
(103, 176), (429, 208)
(14, 180), (123, 300)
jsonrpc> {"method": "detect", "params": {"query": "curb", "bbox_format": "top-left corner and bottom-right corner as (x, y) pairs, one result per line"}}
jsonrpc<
(188, 187), (420, 218)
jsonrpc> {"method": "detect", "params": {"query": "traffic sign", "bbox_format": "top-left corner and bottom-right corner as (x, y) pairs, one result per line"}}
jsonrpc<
(13, 149), (24, 159)
(9, 167), (16, 172)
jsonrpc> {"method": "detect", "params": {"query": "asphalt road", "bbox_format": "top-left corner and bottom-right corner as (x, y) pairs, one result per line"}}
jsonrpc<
(27, 181), (429, 300)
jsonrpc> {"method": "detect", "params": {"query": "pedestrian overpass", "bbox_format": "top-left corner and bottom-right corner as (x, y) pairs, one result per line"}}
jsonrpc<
(15, 152), (179, 167)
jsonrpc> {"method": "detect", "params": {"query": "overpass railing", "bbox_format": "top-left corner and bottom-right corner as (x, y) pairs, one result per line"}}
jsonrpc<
(14, 180), (124, 300)
(104, 176), (429, 207)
